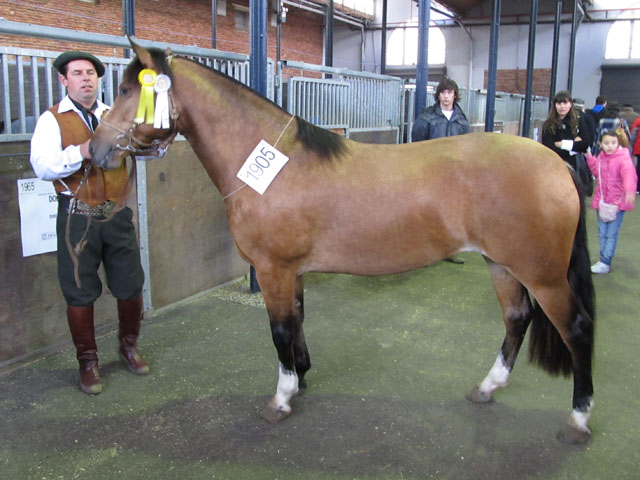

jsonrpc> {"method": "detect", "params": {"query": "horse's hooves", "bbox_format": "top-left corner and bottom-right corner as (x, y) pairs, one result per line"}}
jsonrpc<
(466, 385), (494, 404)
(293, 378), (307, 398)
(556, 424), (591, 445)
(260, 405), (292, 424)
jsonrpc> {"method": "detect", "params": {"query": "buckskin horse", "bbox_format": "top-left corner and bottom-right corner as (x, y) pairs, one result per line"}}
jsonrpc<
(90, 41), (596, 444)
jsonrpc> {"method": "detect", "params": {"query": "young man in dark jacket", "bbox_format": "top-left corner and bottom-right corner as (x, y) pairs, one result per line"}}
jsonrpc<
(411, 78), (470, 142)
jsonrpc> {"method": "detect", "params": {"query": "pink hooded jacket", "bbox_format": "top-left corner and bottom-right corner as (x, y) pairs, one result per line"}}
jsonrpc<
(586, 147), (637, 211)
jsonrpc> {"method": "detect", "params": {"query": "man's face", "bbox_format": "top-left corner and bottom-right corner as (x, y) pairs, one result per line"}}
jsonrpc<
(438, 89), (455, 110)
(60, 59), (99, 108)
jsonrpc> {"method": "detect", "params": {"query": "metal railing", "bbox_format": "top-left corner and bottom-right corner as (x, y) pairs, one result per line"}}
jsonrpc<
(0, 19), (276, 142)
(282, 60), (405, 142)
(287, 77), (350, 130)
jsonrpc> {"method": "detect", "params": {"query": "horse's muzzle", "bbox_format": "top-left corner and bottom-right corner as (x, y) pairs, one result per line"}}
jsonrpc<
(89, 140), (124, 170)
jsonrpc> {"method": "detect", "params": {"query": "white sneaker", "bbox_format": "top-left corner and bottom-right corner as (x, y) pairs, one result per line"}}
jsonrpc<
(591, 261), (610, 274)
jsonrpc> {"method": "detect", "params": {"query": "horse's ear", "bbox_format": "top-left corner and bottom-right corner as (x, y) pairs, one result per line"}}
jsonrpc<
(128, 36), (155, 69)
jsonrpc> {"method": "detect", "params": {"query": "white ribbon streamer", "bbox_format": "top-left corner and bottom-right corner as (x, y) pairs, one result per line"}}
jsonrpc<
(153, 74), (171, 129)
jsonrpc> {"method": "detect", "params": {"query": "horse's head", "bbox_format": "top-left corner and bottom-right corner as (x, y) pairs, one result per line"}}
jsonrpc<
(91, 39), (178, 169)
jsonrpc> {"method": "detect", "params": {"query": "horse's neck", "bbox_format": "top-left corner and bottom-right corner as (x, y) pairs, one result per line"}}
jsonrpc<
(172, 59), (292, 196)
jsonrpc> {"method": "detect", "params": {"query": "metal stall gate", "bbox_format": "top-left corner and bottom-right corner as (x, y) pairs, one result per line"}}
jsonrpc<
(283, 60), (406, 144)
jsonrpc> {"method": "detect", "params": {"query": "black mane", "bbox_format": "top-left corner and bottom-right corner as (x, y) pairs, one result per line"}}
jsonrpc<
(295, 117), (348, 161)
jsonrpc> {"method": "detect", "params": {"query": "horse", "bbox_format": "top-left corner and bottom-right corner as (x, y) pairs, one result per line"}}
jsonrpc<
(90, 40), (596, 445)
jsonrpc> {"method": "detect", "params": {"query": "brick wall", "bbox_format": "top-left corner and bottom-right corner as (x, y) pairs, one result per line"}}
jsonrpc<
(483, 68), (551, 96)
(0, 0), (324, 65)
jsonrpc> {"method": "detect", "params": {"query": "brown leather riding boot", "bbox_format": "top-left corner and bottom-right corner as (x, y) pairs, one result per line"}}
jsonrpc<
(67, 305), (102, 395)
(117, 296), (149, 375)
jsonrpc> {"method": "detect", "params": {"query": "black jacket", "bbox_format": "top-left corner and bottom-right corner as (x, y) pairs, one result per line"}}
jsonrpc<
(542, 115), (591, 169)
(411, 102), (470, 142)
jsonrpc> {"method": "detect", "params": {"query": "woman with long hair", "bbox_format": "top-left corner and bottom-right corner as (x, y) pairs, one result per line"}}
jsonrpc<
(542, 90), (591, 170)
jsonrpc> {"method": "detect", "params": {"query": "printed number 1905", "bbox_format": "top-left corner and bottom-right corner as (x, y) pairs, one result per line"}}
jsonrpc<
(245, 146), (276, 181)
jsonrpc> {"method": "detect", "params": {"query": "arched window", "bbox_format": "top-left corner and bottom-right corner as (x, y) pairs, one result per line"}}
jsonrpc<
(605, 20), (640, 59)
(387, 26), (446, 66)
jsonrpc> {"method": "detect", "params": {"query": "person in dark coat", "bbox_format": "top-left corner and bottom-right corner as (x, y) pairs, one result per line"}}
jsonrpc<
(586, 95), (607, 150)
(574, 97), (597, 148)
(411, 78), (470, 142)
(542, 90), (591, 171)
(411, 78), (470, 264)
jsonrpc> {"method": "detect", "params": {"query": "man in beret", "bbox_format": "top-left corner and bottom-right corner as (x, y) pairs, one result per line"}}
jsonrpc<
(30, 51), (149, 395)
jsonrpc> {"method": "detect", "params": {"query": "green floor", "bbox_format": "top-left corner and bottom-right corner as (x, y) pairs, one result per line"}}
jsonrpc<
(2, 206), (639, 479)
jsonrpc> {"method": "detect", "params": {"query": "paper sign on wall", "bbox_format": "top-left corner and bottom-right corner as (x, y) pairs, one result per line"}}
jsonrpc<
(17, 178), (58, 256)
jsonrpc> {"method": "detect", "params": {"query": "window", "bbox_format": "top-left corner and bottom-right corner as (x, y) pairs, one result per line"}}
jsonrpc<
(605, 20), (640, 59)
(387, 26), (446, 66)
(234, 5), (249, 31)
(217, 0), (227, 16)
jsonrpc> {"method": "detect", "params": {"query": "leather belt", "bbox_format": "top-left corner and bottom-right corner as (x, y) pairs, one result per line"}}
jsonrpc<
(59, 195), (118, 217)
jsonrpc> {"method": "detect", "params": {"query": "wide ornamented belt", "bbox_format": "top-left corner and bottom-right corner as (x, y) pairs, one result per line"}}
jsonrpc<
(59, 195), (118, 217)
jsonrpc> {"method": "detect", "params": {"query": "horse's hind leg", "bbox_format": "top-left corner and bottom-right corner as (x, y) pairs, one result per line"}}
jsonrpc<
(530, 285), (594, 444)
(256, 267), (308, 423)
(469, 260), (533, 403)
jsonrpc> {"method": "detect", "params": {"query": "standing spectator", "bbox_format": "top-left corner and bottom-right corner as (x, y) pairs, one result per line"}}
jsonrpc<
(574, 97), (597, 146)
(30, 51), (149, 395)
(629, 116), (640, 192)
(411, 78), (470, 142)
(593, 102), (631, 155)
(411, 78), (470, 264)
(586, 130), (637, 274)
(541, 91), (591, 171)
(620, 104), (639, 127)
(586, 96), (607, 129)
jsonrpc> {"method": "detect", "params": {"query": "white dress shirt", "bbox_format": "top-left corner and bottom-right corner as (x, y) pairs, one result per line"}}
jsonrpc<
(30, 96), (110, 187)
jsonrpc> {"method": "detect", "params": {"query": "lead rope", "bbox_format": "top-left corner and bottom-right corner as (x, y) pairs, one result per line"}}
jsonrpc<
(222, 114), (296, 201)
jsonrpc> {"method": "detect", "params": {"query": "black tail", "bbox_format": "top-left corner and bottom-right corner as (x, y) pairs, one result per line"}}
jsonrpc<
(528, 169), (596, 377)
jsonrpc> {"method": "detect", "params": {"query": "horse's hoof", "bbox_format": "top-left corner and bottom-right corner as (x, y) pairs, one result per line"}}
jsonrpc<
(556, 423), (591, 445)
(466, 385), (494, 404)
(293, 379), (307, 398)
(260, 405), (292, 424)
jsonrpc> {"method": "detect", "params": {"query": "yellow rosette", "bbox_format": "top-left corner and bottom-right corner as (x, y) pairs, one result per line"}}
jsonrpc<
(135, 69), (157, 124)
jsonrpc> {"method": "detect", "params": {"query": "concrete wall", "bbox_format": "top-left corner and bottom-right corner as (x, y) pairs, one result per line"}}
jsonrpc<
(1, 140), (248, 369)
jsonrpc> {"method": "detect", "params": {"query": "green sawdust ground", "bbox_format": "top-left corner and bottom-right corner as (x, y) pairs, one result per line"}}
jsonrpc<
(1, 207), (639, 480)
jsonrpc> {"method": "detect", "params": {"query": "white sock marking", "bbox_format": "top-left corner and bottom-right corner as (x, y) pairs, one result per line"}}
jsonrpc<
(569, 399), (594, 432)
(479, 353), (511, 394)
(274, 362), (298, 412)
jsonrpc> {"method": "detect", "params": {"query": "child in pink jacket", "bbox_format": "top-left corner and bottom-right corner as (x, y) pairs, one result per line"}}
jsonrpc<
(586, 130), (637, 274)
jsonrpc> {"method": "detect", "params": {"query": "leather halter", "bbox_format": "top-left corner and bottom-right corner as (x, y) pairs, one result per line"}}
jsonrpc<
(100, 86), (179, 159)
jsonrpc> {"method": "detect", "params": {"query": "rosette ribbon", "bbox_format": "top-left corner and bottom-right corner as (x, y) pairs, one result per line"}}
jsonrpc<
(153, 74), (172, 129)
(135, 69), (157, 124)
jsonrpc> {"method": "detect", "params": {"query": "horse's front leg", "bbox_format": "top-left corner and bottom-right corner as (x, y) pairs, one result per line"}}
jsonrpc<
(257, 267), (304, 423)
(469, 261), (533, 403)
(293, 274), (311, 393)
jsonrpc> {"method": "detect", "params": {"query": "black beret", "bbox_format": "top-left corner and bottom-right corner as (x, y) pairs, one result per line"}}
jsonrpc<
(53, 51), (105, 77)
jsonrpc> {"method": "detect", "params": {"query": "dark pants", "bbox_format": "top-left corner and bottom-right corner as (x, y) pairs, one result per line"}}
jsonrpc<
(56, 196), (144, 306)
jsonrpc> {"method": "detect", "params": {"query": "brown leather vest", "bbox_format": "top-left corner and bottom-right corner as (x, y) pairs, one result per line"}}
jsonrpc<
(49, 104), (128, 206)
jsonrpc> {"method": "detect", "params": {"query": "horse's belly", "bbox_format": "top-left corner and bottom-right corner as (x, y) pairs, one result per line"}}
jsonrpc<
(303, 227), (471, 276)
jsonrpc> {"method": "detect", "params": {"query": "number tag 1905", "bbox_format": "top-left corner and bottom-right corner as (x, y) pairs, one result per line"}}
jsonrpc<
(237, 140), (290, 195)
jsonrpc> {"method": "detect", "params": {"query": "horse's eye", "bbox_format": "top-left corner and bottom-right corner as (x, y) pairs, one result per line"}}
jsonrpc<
(119, 85), (132, 96)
